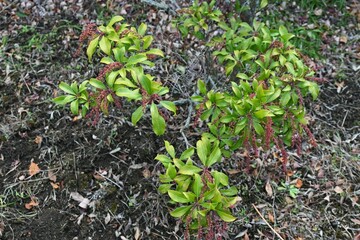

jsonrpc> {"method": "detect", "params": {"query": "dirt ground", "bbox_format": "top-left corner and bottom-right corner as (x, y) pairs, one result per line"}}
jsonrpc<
(0, 0), (359, 239)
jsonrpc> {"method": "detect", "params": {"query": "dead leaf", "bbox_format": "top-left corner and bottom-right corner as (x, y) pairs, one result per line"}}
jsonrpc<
(339, 35), (348, 44)
(334, 186), (344, 194)
(0, 221), (4, 237)
(142, 168), (151, 178)
(93, 173), (105, 181)
(34, 136), (42, 145)
(70, 192), (85, 203)
(265, 181), (273, 197)
(243, 233), (250, 240)
(295, 179), (303, 188)
(335, 81), (345, 93)
(104, 213), (111, 225)
(29, 161), (40, 176)
(25, 198), (39, 210)
(134, 226), (141, 240)
(78, 198), (90, 209)
(50, 182), (60, 189)
(351, 219), (360, 225)
(228, 169), (241, 175)
(314, 8), (323, 16)
(48, 170), (56, 182)
(268, 212), (274, 223)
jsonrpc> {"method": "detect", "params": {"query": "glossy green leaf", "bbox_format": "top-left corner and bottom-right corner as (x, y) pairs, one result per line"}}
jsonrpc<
(138, 23), (147, 36)
(160, 101), (176, 115)
(99, 36), (111, 55)
(52, 95), (76, 105)
(87, 36), (100, 61)
(158, 184), (172, 194)
(170, 205), (192, 218)
(150, 103), (166, 135)
(131, 106), (144, 125)
(126, 54), (147, 66)
(216, 209), (236, 222)
(165, 141), (176, 159)
(146, 48), (164, 57)
(168, 190), (191, 203)
(178, 165), (202, 175)
(197, 79), (207, 95)
(254, 109), (274, 119)
(196, 138), (208, 166)
(193, 173), (203, 197)
(179, 148), (195, 160)
(207, 146), (221, 167)
(89, 78), (107, 90)
(70, 99), (79, 115)
(107, 16), (124, 27)
(142, 35), (153, 50)
(115, 88), (142, 100)
(59, 82), (76, 95)
(260, 0), (268, 8)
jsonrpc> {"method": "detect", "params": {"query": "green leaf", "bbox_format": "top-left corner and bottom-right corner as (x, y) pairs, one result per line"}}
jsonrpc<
(197, 79), (207, 95)
(54, 95), (77, 105)
(131, 106), (144, 125)
(155, 154), (172, 166)
(165, 141), (176, 159)
(168, 190), (191, 203)
(216, 209), (236, 222)
(179, 148), (195, 160)
(59, 82), (76, 95)
(138, 23), (147, 36)
(279, 25), (288, 36)
(166, 164), (177, 179)
(126, 54), (147, 66)
(113, 47), (126, 62)
(158, 184), (172, 194)
(146, 48), (164, 57)
(260, 0), (268, 8)
(196, 138), (208, 166)
(266, 88), (281, 103)
(207, 146), (221, 167)
(178, 165), (202, 175)
(213, 171), (229, 186)
(142, 35), (153, 50)
(253, 120), (264, 135)
(150, 103), (166, 135)
(254, 109), (274, 119)
(100, 56), (114, 64)
(89, 78), (107, 90)
(192, 173), (203, 197)
(107, 16), (124, 27)
(170, 205), (192, 218)
(285, 62), (296, 75)
(99, 36), (112, 55)
(70, 99), (79, 115)
(160, 101), (176, 115)
(280, 91), (291, 106)
(87, 36), (100, 61)
(115, 88), (142, 100)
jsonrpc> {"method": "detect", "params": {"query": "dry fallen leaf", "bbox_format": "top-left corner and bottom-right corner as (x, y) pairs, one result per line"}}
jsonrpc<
(104, 213), (111, 225)
(334, 186), (344, 194)
(25, 198), (39, 210)
(228, 169), (241, 175)
(134, 226), (141, 240)
(34, 136), (42, 145)
(339, 35), (348, 44)
(265, 181), (273, 197)
(0, 221), (4, 237)
(29, 161), (40, 176)
(142, 168), (151, 178)
(268, 212), (274, 223)
(351, 219), (360, 225)
(50, 182), (60, 189)
(295, 179), (303, 188)
(48, 170), (56, 182)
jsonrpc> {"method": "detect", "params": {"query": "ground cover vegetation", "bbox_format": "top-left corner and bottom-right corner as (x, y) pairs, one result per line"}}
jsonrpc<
(0, 0), (359, 239)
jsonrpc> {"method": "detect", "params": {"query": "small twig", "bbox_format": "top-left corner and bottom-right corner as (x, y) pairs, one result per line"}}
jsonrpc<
(252, 204), (285, 240)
